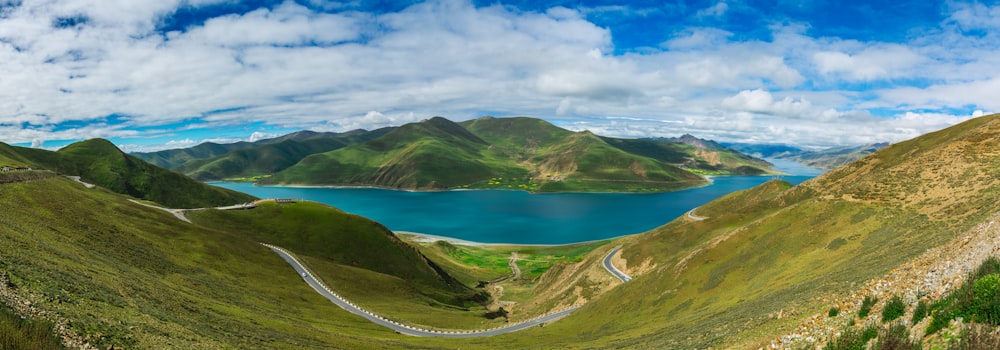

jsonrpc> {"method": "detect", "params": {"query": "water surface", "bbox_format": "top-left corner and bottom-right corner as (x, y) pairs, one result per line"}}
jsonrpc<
(212, 166), (818, 244)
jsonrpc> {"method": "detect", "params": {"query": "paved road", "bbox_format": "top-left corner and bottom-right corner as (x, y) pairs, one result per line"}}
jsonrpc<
(129, 199), (192, 223)
(129, 200), (257, 223)
(602, 246), (632, 282)
(687, 207), (708, 221)
(65, 176), (95, 189)
(262, 243), (580, 337)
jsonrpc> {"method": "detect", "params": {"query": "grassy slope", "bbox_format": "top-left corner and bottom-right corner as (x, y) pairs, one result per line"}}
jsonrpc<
(0, 177), (542, 348)
(501, 114), (1000, 348)
(132, 141), (256, 169)
(173, 129), (394, 181)
(605, 136), (775, 175)
(463, 116), (709, 192)
(9, 139), (257, 208)
(263, 117), (502, 188)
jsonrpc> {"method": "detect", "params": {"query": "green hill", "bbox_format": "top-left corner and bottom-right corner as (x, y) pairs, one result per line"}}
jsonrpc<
(134, 129), (393, 181)
(264, 116), (773, 192)
(0, 139), (255, 208)
(0, 177), (507, 349)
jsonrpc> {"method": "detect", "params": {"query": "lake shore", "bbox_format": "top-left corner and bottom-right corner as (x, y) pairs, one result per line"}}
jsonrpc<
(396, 231), (622, 248)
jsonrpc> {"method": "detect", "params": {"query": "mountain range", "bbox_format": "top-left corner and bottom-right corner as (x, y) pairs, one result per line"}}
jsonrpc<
(3, 114), (999, 348)
(725, 142), (890, 170)
(137, 116), (777, 192)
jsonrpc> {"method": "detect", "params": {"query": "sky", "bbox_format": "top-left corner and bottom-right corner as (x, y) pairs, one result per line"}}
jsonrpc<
(1, 0), (998, 152)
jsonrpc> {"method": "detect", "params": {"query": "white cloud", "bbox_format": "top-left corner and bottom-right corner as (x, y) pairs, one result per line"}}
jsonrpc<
(0, 0), (996, 151)
(722, 89), (812, 116)
(696, 2), (729, 18)
(813, 44), (926, 81)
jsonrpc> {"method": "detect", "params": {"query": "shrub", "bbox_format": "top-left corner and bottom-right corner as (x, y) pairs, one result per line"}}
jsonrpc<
(882, 295), (906, 323)
(950, 325), (1000, 350)
(972, 273), (1000, 323)
(824, 324), (879, 350)
(829, 307), (840, 317)
(860, 295), (878, 318)
(911, 301), (928, 325)
(875, 323), (921, 350)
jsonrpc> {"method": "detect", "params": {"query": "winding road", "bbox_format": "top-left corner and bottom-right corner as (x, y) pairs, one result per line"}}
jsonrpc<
(602, 246), (632, 282)
(262, 243), (579, 337)
(127, 199), (631, 337)
(686, 207), (708, 221)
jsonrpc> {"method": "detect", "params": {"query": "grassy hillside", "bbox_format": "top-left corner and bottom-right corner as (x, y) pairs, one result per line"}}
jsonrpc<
(264, 116), (764, 192)
(0, 177), (534, 348)
(504, 114), (1000, 348)
(187, 201), (475, 304)
(132, 140), (256, 169)
(170, 129), (394, 181)
(264, 117), (502, 188)
(9, 139), (257, 208)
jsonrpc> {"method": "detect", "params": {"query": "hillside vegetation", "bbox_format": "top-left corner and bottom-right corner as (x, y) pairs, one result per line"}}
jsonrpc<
(510, 114), (1000, 348)
(0, 139), (255, 208)
(0, 177), (532, 348)
(263, 116), (774, 192)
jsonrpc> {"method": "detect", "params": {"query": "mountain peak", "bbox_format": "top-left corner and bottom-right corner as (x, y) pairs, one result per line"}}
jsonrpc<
(668, 134), (724, 150)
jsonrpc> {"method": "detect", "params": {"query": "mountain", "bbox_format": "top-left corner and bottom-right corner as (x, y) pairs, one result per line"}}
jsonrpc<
(511, 113), (1000, 348)
(262, 116), (776, 192)
(133, 128), (393, 181)
(724, 142), (889, 170)
(779, 142), (889, 169)
(622, 135), (775, 175)
(722, 142), (804, 158)
(0, 139), (255, 208)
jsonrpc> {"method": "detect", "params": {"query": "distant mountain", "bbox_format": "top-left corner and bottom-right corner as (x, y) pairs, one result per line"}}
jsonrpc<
(0, 139), (255, 208)
(722, 143), (804, 158)
(134, 128), (393, 181)
(261, 116), (777, 192)
(637, 135), (775, 175)
(723, 142), (888, 170)
(779, 142), (889, 169)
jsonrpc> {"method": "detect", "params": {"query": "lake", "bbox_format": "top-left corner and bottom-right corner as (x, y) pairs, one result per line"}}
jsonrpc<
(211, 160), (820, 244)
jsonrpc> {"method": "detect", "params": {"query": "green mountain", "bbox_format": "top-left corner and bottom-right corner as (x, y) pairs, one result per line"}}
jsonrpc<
(134, 129), (393, 180)
(0, 139), (255, 208)
(263, 116), (775, 192)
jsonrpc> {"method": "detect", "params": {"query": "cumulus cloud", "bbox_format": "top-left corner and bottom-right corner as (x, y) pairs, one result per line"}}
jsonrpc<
(813, 45), (927, 81)
(722, 89), (812, 116)
(0, 0), (996, 150)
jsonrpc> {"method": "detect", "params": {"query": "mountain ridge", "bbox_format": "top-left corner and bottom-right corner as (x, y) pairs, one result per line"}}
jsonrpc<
(261, 116), (776, 192)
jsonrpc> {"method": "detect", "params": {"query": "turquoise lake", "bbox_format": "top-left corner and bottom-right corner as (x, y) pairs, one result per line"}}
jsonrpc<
(211, 159), (822, 244)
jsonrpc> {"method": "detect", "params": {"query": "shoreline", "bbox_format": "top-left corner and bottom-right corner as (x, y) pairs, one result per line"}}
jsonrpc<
(395, 231), (628, 248)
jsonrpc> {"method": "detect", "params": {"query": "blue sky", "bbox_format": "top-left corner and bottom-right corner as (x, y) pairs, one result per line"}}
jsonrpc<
(1, 0), (998, 151)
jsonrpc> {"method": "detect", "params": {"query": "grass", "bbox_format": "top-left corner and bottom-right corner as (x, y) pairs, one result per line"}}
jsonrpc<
(0, 303), (62, 350)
